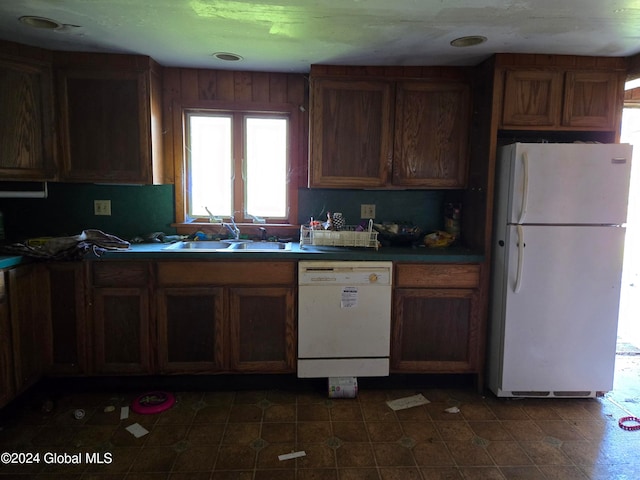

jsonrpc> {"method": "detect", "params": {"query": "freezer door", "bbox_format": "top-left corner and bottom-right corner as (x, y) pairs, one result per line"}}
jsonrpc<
(500, 143), (632, 225)
(498, 224), (625, 393)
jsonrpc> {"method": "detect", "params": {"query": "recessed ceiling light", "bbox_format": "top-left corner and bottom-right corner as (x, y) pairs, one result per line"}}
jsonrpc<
(450, 36), (487, 48)
(19, 16), (63, 30)
(212, 52), (243, 62)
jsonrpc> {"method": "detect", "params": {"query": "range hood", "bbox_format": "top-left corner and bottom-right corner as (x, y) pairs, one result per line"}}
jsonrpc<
(0, 181), (48, 198)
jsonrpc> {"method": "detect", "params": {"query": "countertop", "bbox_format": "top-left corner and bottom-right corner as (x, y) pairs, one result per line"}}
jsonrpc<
(97, 242), (485, 263)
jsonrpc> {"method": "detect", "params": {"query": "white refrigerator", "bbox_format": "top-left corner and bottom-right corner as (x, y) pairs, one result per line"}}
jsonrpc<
(488, 142), (633, 398)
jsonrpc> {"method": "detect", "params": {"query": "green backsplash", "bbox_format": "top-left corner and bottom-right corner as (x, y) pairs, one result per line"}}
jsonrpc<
(297, 188), (457, 232)
(0, 183), (457, 242)
(0, 183), (176, 242)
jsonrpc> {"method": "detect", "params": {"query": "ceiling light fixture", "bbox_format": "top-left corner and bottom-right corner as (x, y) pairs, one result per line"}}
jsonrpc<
(212, 52), (243, 62)
(450, 35), (487, 48)
(19, 16), (63, 30)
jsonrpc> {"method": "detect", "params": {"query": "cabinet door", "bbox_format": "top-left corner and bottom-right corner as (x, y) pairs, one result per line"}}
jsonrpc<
(501, 69), (563, 127)
(309, 78), (393, 187)
(9, 264), (51, 393)
(562, 71), (620, 129)
(0, 271), (14, 408)
(58, 69), (151, 183)
(392, 288), (480, 373)
(48, 262), (87, 375)
(157, 287), (225, 373)
(393, 81), (470, 187)
(92, 287), (151, 374)
(228, 287), (295, 373)
(0, 58), (56, 179)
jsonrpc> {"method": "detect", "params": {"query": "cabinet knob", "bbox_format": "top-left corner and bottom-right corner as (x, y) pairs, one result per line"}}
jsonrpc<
(369, 273), (378, 283)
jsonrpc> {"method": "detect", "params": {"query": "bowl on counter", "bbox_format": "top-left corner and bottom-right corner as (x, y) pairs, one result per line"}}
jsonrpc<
(373, 223), (422, 247)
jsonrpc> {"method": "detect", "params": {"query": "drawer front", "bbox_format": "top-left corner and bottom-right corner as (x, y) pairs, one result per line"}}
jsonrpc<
(156, 261), (296, 287)
(92, 261), (149, 287)
(395, 263), (480, 288)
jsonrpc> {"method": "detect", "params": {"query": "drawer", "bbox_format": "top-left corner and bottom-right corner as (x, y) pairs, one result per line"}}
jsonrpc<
(156, 261), (296, 286)
(92, 261), (150, 287)
(395, 263), (480, 288)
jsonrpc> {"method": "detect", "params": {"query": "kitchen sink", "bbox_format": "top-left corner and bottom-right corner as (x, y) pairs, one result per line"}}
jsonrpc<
(228, 241), (292, 251)
(163, 240), (234, 251)
(162, 240), (292, 252)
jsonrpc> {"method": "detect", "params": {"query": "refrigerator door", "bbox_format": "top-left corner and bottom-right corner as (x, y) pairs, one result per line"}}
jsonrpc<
(500, 143), (632, 225)
(498, 224), (625, 394)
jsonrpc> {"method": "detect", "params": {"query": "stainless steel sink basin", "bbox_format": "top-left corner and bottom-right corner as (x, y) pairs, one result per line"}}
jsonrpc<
(228, 241), (292, 251)
(163, 240), (233, 251)
(162, 240), (291, 252)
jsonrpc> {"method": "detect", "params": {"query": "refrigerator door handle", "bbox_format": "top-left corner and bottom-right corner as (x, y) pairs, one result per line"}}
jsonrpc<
(514, 225), (524, 293)
(518, 152), (529, 224)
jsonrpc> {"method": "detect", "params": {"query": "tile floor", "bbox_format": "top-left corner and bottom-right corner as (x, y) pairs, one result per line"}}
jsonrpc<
(0, 368), (639, 480)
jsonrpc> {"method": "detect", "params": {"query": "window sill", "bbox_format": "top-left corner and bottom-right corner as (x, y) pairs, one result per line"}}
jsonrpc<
(173, 222), (301, 238)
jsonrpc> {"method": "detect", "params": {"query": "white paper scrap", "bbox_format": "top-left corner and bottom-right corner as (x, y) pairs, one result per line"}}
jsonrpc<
(386, 394), (430, 411)
(278, 451), (306, 461)
(444, 406), (460, 414)
(120, 406), (130, 420)
(125, 423), (149, 438)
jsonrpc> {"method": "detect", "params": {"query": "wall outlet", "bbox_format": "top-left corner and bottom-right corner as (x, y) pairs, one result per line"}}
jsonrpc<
(94, 200), (111, 216)
(360, 204), (376, 219)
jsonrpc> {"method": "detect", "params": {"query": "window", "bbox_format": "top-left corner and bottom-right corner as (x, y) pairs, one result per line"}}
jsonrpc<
(184, 109), (293, 224)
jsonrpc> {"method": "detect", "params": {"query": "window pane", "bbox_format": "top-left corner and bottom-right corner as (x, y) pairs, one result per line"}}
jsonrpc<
(187, 115), (232, 217)
(245, 117), (288, 218)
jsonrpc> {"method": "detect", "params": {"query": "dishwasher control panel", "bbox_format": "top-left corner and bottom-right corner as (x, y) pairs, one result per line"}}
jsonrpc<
(298, 261), (392, 286)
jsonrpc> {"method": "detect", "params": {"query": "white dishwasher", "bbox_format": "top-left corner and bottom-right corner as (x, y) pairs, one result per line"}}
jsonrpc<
(297, 261), (393, 378)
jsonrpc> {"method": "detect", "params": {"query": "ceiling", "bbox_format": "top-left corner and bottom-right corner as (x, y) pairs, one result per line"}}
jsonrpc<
(2, 1), (640, 73)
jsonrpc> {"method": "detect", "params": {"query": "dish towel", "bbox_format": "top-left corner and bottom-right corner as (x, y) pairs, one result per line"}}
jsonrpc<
(0, 229), (130, 260)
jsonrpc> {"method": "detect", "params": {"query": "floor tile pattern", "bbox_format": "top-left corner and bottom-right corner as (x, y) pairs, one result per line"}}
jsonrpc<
(1, 382), (639, 479)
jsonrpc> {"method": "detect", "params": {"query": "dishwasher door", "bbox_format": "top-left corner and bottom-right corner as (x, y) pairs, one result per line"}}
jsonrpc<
(298, 261), (392, 378)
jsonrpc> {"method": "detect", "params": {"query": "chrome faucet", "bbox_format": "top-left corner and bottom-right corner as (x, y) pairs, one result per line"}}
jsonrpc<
(223, 215), (240, 240)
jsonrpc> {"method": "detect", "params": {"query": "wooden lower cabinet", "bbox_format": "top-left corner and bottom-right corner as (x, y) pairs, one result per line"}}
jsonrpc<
(47, 262), (87, 375)
(0, 271), (14, 408)
(156, 261), (297, 374)
(157, 287), (225, 373)
(391, 263), (482, 373)
(92, 288), (151, 374)
(9, 264), (51, 393)
(229, 287), (295, 373)
(90, 261), (152, 374)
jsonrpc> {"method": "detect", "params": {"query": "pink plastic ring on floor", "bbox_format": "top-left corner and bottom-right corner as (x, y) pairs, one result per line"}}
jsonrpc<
(618, 416), (640, 431)
(131, 391), (176, 414)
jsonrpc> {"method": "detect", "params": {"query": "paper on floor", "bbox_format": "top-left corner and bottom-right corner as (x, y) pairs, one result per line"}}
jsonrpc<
(278, 451), (306, 461)
(125, 423), (149, 438)
(120, 406), (129, 420)
(386, 393), (430, 411)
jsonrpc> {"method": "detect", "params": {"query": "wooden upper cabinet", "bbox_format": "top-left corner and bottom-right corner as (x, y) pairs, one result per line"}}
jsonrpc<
(56, 53), (164, 184)
(0, 55), (56, 180)
(501, 69), (563, 127)
(499, 60), (624, 132)
(562, 71), (620, 128)
(309, 67), (472, 189)
(393, 81), (470, 188)
(309, 78), (393, 187)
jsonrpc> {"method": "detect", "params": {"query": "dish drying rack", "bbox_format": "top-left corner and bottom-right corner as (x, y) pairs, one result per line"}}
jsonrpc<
(300, 219), (379, 250)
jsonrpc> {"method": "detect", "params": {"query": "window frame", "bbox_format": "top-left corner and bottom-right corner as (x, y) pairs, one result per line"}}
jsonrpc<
(173, 100), (300, 227)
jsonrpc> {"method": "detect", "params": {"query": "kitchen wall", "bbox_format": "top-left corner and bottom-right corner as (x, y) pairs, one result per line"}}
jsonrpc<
(0, 183), (175, 242)
(0, 183), (453, 242)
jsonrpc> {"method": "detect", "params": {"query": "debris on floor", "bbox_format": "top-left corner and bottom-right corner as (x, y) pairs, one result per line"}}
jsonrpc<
(386, 393), (430, 411)
(278, 450), (306, 461)
(125, 422), (149, 438)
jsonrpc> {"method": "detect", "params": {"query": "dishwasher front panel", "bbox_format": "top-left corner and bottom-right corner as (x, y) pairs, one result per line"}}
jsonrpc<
(297, 261), (392, 378)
